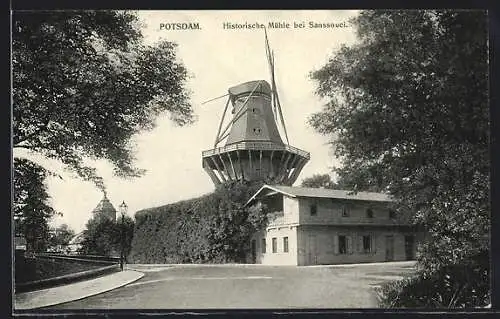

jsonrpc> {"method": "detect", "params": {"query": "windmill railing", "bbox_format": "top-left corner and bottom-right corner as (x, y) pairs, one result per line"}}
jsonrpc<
(202, 141), (310, 159)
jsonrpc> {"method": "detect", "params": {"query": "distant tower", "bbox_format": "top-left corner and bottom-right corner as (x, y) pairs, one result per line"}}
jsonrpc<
(201, 31), (310, 185)
(92, 193), (117, 221)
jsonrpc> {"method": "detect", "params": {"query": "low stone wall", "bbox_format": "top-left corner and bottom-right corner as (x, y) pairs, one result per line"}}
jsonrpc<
(15, 254), (121, 293)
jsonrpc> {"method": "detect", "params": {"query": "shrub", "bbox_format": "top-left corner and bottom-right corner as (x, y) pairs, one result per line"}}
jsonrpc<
(377, 250), (490, 308)
(79, 215), (135, 258)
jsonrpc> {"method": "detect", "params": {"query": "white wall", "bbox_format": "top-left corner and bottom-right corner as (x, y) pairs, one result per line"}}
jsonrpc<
(249, 194), (421, 266)
(298, 197), (396, 226)
(296, 225), (419, 266)
(251, 226), (298, 265)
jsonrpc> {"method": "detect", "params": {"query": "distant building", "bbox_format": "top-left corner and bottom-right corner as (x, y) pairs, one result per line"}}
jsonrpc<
(67, 232), (85, 254)
(92, 193), (117, 222)
(65, 194), (118, 255)
(246, 185), (424, 266)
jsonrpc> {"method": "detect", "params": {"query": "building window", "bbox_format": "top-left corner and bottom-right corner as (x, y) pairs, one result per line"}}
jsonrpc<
(366, 208), (374, 218)
(261, 238), (266, 253)
(363, 235), (372, 253)
(338, 235), (347, 254)
(389, 209), (396, 219)
(252, 107), (261, 114)
(283, 237), (289, 253)
(272, 237), (277, 253)
(310, 202), (317, 216)
(342, 205), (349, 217)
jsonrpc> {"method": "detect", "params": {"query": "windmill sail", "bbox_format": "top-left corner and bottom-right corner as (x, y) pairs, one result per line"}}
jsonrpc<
(264, 29), (289, 145)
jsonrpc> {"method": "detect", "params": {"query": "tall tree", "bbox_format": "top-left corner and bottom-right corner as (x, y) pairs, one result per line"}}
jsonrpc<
(12, 11), (194, 188)
(309, 9), (489, 275)
(12, 11), (195, 250)
(13, 158), (57, 253)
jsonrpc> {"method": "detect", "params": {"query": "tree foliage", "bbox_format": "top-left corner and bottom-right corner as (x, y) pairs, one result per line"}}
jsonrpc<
(377, 250), (489, 308)
(301, 173), (337, 189)
(12, 11), (194, 188)
(12, 11), (194, 260)
(79, 215), (135, 258)
(47, 223), (76, 250)
(309, 10), (489, 307)
(13, 158), (57, 253)
(129, 181), (268, 264)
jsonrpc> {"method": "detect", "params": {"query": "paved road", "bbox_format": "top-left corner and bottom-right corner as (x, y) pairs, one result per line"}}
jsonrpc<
(48, 261), (416, 309)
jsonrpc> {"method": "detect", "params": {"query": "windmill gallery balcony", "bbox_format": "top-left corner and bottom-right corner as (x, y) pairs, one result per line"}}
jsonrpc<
(202, 140), (309, 185)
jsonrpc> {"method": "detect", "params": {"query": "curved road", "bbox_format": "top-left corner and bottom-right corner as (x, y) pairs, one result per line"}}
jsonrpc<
(48, 261), (416, 309)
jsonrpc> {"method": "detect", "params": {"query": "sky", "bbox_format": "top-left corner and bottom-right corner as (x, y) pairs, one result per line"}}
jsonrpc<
(25, 10), (361, 233)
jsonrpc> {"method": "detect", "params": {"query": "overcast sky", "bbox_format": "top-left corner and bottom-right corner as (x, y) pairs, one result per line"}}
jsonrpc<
(38, 10), (360, 233)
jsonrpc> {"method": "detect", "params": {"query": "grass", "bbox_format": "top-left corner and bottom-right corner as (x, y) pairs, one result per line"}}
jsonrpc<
(15, 254), (104, 284)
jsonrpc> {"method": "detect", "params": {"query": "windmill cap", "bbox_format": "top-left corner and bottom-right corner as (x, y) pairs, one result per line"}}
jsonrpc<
(228, 80), (271, 97)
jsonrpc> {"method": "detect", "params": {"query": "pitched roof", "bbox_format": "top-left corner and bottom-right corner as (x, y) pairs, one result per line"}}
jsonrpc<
(246, 184), (393, 206)
(68, 232), (85, 245)
(92, 195), (117, 214)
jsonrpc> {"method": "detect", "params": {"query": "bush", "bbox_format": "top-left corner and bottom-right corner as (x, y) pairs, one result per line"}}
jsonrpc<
(128, 181), (268, 264)
(377, 250), (490, 308)
(79, 215), (135, 258)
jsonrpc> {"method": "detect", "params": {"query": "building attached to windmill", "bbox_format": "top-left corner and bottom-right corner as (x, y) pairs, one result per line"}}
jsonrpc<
(201, 31), (424, 266)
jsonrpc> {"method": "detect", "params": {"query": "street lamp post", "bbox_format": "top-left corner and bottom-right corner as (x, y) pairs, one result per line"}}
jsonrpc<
(118, 201), (128, 271)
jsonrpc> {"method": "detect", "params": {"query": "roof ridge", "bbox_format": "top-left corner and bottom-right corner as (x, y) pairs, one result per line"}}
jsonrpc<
(273, 184), (389, 194)
(251, 184), (393, 203)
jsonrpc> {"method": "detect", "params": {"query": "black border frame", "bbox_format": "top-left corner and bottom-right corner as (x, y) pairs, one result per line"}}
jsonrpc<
(7, 1), (500, 317)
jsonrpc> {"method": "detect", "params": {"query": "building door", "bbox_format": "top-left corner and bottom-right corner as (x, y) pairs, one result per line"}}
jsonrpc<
(385, 235), (394, 261)
(251, 239), (257, 263)
(404, 235), (415, 260)
(307, 235), (318, 265)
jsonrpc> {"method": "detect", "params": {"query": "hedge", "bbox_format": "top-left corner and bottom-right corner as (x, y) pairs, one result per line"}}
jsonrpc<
(128, 181), (268, 264)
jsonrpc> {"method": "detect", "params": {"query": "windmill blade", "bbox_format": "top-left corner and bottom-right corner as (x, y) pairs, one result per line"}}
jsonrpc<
(215, 81), (263, 144)
(274, 87), (290, 145)
(270, 51), (290, 145)
(202, 93), (229, 105)
(265, 29), (289, 144)
(271, 51), (279, 122)
(217, 130), (231, 145)
(214, 97), (231, 147)
(264, 29), (277, 120)
(270, 50), (278, 121)
(264, 28), (272, 64)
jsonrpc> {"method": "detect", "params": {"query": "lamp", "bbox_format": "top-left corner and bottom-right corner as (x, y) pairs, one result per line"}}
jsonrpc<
(118, 201), (128, 271)
(119, 201), (128, 216)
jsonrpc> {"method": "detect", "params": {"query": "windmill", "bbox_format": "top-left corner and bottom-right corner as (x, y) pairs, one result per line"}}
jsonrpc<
(201, 30), (310, 186)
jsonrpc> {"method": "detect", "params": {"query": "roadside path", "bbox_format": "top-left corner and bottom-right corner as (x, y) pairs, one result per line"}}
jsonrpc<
(15, 270), (144, 310)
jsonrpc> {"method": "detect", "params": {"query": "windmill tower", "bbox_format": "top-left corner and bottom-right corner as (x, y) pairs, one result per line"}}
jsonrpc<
(201, 31), (310, 185)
